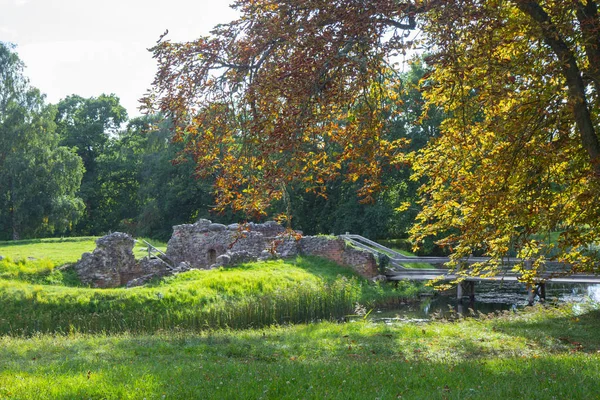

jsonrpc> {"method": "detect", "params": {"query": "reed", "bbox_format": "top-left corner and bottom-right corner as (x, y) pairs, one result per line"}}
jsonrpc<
(0, 257), (420, 336)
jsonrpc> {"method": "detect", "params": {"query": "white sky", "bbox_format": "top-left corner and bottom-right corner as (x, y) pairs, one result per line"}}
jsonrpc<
(0, 0), (239, 117)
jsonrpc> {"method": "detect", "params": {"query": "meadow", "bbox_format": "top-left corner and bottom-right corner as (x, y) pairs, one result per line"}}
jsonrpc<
(0, 305), (598, 399)
(0, 238), (598, 399)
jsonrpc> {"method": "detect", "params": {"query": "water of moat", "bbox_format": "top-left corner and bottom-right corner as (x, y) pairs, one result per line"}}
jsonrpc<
(364, 282), (600, 323)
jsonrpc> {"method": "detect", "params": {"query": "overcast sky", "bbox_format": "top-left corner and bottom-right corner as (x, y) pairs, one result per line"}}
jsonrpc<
(0, 0), (239, 117)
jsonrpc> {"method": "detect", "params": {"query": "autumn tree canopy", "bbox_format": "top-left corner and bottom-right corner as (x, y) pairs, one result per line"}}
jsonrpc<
(143, 0), (432, 220)
(412, 0), (600, 277)
(145, 0), (600, 275)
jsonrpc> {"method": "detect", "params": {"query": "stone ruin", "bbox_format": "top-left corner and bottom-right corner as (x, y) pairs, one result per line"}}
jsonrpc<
(166, 220), (295, 269)
(73, 232), (185, 288)
(73, 219), (378, 288)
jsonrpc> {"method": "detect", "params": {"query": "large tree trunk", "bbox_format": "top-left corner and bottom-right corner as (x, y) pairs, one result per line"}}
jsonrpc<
(516, 0), (600, 176)
(12, 224), (20, 241)
(576, 1), (600, 105)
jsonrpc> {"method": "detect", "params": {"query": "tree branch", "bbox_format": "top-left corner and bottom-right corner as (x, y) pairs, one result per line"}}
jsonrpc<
(576, 0), (600, 102)
(515, 0), (600, 176)
(379, 17), (417, 30)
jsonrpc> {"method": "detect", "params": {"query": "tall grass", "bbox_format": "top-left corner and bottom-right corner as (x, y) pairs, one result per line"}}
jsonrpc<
(0, 257), (421, 336)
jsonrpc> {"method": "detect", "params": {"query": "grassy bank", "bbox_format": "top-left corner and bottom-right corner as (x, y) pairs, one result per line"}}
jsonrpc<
(0, 257), (421, 335)
(0, 237), (598, 398)
(0, 305), (598, 399)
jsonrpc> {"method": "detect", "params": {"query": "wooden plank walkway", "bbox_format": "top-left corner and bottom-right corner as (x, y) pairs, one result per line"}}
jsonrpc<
(340, 234), (600, 304)
(385, 270), (600, 284)
(341, 234), (600, 283)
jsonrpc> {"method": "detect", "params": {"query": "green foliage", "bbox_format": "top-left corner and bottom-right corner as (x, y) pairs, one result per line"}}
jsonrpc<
(56, 94), (127, 172)
(377, 253), (390, 274)
(279, 59), (444, 240)
(0, 43), (85, 240)
(412, 1), (600, 276)
(83, 114), (233, 239)
(55, 93), (128, 235)
(115, 116), (231, 240)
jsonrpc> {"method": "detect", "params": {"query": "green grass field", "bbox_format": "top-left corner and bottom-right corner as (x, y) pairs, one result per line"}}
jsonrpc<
(0, 305), (598, 399)
(0, 237), (166, 285)
(0, 236), (166, 264)
(0, 237), (98, 265)
(0, 237), (598, 399)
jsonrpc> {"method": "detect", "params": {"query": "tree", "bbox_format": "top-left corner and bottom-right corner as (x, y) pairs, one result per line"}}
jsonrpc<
(285, 58), (443, 239)
(129, 116), (230, 239)
(411, 0), (600, 278)
(0, 43), (85, 240)
(55, 94), (128, 234)
(96, 115), (226, 240)
(145, 1), (600, 276)
(143, 0), (427, 221)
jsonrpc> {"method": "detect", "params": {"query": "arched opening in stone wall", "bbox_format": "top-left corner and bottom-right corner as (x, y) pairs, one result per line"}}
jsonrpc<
(207, 249), (217, 265)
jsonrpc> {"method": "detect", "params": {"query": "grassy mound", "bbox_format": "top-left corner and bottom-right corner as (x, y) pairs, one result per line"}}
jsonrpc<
(0, 256), (422, 335)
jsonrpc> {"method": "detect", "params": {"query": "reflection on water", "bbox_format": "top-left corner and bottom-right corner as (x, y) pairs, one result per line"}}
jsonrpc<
(369, 282), (600, 322)
(587, 285), (600, 302)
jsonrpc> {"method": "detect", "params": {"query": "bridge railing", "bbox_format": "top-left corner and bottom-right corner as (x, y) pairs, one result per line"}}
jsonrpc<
(138, 239), (176, 270)
(340, 234), (572, 274)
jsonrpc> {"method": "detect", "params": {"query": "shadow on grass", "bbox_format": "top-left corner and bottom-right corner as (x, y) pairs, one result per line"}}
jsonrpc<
(489, 307), (600, 353)
(0, 325), (598, 399)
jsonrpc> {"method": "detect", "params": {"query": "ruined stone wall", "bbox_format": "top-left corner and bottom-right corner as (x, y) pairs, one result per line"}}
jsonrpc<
(166, 220), (235, 269)
(165, 219), (296, 269)
(166, 219), (377, 277)
(298, 236), (378, 278)
(73, 220), (378, 288)
(73, 233), (175, 288)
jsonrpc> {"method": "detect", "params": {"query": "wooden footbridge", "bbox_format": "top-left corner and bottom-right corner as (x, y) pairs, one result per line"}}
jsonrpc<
(341, 234), (600, 305)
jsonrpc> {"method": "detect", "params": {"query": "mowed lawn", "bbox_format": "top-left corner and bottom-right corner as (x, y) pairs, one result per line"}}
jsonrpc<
(0, 237), (166, 265)
(0, 237), (168, 285)
(0, 306), (599, 399)
(0, 237), (98, 265)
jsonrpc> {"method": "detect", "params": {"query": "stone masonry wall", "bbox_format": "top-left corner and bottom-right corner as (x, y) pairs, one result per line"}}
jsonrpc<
(166, 219), (377, 278)
(165, 219), (290, 269)
(73, 232), (174, 288)
(166, 219), (235, 269)
(298, 236), (378, 278)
